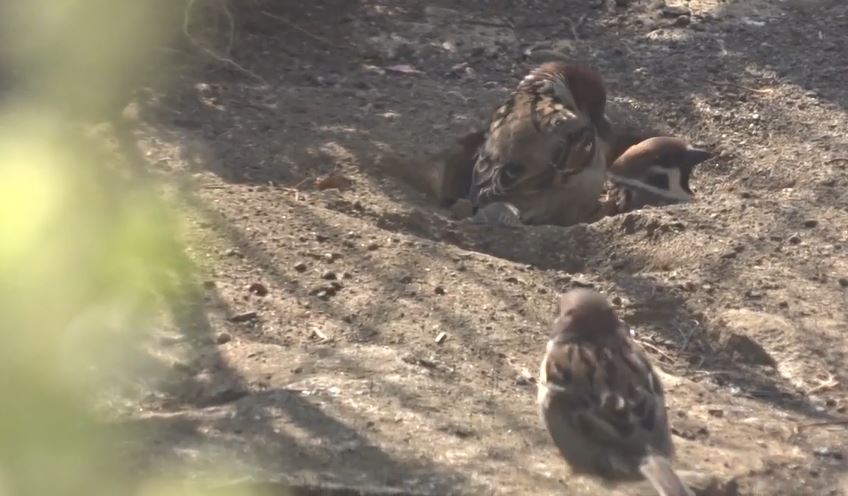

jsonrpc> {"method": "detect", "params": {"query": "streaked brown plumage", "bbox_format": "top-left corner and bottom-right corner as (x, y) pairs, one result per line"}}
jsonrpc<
(469, 62), (613, 226)
(599, 136), (712, 217)
(538, 289), (693, 496)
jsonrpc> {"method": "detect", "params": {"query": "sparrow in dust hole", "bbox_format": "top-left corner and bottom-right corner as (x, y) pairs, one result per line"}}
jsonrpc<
(598, 136), (712, 218)
(468, 61), (613, 227)
(537, 289), (694, 496)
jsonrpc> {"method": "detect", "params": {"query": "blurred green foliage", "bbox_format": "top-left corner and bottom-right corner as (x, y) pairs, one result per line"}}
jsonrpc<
(0, 1), (268, 495)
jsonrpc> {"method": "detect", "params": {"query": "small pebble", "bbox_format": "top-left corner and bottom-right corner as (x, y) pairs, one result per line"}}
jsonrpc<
(788, 233), (802, 244)
(324, 252), (341, 262)
(661, 5), (691, 17)
(322, 270), (338, 280)
(435, 332), (448, 344)
(803, 219), (819, 228)
(216, 332), (232, 344)
(516, 374), (535, 386)
(248, 282), (269, 296)
(229, 311), (258, 323)
(434, 286), (446, 295)
(367, 242), (380, 251)
(838, 278), (848, 288)
(294, 262), (308, 272)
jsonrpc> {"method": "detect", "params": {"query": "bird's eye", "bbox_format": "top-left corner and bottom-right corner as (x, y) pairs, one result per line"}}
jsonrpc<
(504, 162), (523, 179)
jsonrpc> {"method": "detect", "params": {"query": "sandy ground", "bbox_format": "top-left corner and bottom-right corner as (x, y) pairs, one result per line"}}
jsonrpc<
(111, 0), (848, 494)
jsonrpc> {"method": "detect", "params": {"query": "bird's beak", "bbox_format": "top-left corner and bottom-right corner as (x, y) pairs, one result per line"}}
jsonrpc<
(683, 147), (713, 169)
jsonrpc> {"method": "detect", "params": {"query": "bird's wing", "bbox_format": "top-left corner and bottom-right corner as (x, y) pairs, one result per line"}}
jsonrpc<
(469, 85), (596, 206)
(542, 334), (671, 458)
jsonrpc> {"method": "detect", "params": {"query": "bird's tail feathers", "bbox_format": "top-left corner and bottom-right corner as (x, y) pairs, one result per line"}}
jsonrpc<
(639, 454), (694, 496)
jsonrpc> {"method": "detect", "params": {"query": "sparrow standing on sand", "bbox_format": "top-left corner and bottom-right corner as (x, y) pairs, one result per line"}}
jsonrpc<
(469, 62), (613, 227)
(537, 289), (694, 496)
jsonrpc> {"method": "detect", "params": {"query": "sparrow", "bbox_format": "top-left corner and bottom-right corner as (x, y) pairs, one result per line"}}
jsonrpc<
(537, 289), (693, 496)
(468, 61), (613, 227)
(599, 136), (712, 217)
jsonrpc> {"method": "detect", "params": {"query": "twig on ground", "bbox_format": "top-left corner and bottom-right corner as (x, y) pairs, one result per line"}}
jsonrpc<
(459, 19), (513, 29)
(824, 157), (848, 165)
(795, 419), (848, 432)
(806, 373), (840, 395)
(708, 79), (774, 95)
(261, 10), (356, 52)
(183, 0), (264, 81)
(564, 14), (588, 40)
(635, 338), (675, 363)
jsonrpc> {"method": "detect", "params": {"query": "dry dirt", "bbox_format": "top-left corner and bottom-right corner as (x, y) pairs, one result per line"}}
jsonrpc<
(113, 0), (848, 494)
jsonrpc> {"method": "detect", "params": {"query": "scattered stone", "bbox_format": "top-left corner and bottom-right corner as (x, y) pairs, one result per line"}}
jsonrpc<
(611, 295), (623, 306)
(202, 280), (216, 289)
(803, 219), (819, 228)
(661, 5), (691, 17)
(216, 332), (232, 344)
(839, 278), (848, 288)
(229, 311), (258, 323)
(614, 0), (629, 6)
(745, 289), (763, 300)
(294, 261), (308, 272)
(707, 408), (724, 418)
(435, 332), (448, 344)
(813, 447), (843, 460)
(224, 248), (241, 257)
(788, 233), (802, 244)
(367, 242), (380, 251)
(311, 327), (331, 342)
(673, 15), (691, 27)
(322, 270), (338, 280)
(323, 252), (342, 262)
(248, 282), (268, 296)
(401, 352), (438, 369)
(434, 285), (446, 295)
(437, 423), (474, 439)
(310, 283), (342, 299)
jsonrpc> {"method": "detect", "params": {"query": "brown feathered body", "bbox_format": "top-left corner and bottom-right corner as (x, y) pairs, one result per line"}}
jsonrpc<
(538, 289), (693, 496)
(469, 62), (613, 226)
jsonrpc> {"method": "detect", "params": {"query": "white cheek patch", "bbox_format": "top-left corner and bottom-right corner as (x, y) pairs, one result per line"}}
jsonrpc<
(608, 165), (694, 202)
